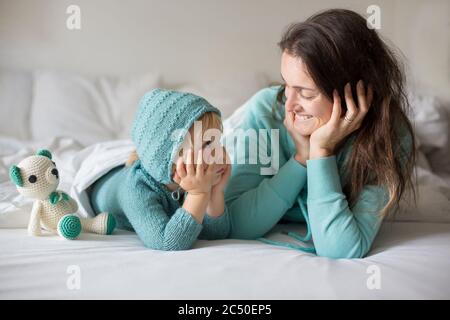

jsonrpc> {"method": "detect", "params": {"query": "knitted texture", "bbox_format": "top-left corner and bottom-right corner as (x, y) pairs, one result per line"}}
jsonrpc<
(80, 213), (117, 235)
(36, 149), (52, 159)
(49, 191), (69, 204)
(13, 154), (59, 200)
(90, 161), (231, 250)
(10, 150), (117, 238)
(57, 215), (82, 240)
(9, 166), (23, 187)
(131, 89), (221, 184)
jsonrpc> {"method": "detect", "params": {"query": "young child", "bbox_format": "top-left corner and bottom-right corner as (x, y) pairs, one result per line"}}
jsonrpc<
(89, 89), (231, 250)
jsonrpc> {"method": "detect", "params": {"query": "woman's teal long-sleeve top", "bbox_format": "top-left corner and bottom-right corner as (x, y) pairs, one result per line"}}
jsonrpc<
(224, 86), (412, 259)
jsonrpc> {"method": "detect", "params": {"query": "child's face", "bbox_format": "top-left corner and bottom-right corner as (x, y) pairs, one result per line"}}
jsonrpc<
(174, 122), (227, 186)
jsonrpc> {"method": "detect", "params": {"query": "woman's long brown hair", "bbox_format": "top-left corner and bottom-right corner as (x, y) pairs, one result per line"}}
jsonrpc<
(274, 9), (417, 218)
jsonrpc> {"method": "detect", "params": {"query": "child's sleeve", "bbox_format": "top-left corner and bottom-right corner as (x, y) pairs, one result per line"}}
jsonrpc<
(123, 188), (203, 251)
(199, 206), (230, 240)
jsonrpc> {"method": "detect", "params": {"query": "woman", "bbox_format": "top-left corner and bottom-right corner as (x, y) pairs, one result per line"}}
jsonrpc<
(224, 9), (416, 259)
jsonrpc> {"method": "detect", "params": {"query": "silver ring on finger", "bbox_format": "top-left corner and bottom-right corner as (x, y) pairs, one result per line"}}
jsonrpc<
(344, 114), (355, 123)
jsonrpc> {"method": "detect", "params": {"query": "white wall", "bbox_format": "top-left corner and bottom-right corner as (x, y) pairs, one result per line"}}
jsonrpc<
(392, 0), (449, 100)
(0, 0), (448, 99)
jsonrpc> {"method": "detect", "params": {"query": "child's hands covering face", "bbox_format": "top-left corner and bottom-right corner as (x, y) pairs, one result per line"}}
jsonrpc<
(210, 146), (231, 193)
(174, 149), (219, 195)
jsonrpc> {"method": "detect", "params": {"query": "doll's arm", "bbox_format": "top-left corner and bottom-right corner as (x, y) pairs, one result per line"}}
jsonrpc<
(28, 201), (42, 236)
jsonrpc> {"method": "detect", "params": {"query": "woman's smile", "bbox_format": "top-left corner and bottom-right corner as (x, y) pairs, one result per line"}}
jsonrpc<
(294, 111), (317, 134)
(295, 112), (314, 121)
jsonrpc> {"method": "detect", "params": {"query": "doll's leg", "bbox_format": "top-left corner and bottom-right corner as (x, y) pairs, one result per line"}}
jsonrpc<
(57, 214), (82, 240)
(80, 212), (116, 235)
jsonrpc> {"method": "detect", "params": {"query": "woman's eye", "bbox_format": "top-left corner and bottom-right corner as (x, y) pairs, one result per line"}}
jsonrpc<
(300, 91), (317, 100)
(285, 84), (316, 100)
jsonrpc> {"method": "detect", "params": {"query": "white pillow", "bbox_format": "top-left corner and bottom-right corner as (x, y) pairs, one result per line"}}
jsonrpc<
(0, 70), (33, 140)
(97, 73), (162, 139)
(169, 72), (271, 119)
(30, 70), (161, 146)
(394, 184), (450, 223)
(408, 90), (450, 173)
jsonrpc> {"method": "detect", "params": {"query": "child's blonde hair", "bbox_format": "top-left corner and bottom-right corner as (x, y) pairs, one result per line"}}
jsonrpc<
(126, 111), (222, 167)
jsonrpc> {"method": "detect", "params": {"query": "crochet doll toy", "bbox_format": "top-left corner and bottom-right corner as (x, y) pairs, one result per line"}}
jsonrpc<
(9, 149), (116, 240)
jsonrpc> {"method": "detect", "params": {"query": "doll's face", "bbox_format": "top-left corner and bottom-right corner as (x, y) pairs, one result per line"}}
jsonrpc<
(14, 156), (59, 200)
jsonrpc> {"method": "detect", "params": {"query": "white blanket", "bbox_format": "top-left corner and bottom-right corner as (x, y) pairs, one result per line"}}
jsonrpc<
(69, 139), (135, 218)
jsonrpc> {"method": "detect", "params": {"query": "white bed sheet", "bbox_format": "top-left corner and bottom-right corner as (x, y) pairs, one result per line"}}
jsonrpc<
(1, 222), (449, 299)
(1, 133), (449, 300)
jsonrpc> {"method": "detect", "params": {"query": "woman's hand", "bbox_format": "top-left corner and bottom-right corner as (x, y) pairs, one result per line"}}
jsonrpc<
(310, 80), (373, 159)
(175, 149), (218, 195)
(284, 110), (310, 166)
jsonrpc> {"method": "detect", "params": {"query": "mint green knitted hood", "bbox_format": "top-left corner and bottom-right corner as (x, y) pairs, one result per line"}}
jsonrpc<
(131, 89), (221, 185)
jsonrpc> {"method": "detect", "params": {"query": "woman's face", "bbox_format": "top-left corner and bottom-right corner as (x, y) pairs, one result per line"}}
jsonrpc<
(281, 51), (333, 136)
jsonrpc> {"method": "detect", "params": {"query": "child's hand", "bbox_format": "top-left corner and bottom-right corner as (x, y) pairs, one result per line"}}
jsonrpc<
(206, 148), (231, 217)
(210, 148), (231, 194)
(174, 149), (217, 195)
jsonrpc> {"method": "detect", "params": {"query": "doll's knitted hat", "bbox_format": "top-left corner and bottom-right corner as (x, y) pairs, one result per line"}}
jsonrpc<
(131, 88), (221, 184)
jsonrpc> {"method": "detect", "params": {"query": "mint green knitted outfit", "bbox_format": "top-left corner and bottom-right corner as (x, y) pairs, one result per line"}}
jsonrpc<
(90, 89), (230, 250)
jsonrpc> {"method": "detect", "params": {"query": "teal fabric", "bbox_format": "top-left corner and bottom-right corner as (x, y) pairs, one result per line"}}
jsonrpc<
(9, 165), (23, 187)
(89, 89), (229, 251)
(49, 191), (69, 204)
(131, 88), (221, 184)
(58, 215), (81, 240)
(90, 161), (230, 250)
(224, 86), (413, 259)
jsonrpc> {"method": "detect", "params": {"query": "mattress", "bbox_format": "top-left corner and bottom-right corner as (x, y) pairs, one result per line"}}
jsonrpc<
(1, 222), (449, 299)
